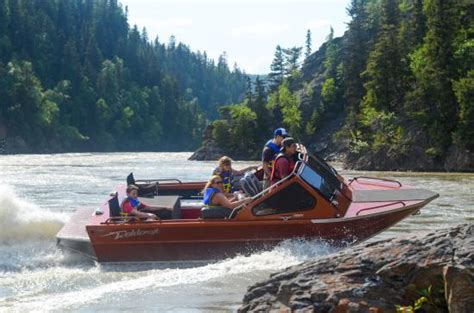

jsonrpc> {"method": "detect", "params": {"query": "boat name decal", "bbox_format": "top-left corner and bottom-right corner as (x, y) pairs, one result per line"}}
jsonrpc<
(102, 229), (159, 240)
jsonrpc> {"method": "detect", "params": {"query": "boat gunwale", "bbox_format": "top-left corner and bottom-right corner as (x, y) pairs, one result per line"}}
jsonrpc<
(86, 194), (438, 230)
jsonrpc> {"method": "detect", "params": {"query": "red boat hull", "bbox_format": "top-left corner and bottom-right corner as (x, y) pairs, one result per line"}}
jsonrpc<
(86, 204), (422, 262)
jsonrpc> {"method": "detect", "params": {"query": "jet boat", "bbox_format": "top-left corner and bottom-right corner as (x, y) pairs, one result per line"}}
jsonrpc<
(56, 146), (438, 262)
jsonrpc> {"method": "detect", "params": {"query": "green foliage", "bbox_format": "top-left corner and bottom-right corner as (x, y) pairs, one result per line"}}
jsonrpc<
(275, 82), (302, 138)
(269, 45), (304, 90)
(0, 0), (246, 152)
(268, 45), (285, 89)
(323, 27), (337, 77)
(283, 47), (303, 76)
(212, 104), (258, 158)
(353, 101), (409, 157)
(348, 130), (370, 154)
(406, 0), (462, 150)
(395, 284), (447, 313)
(222, 0), (472, 165)
(321, 78), (336, 111)
(453, 70), (474, 148)
(3, 0), (469, 162)
(212, 119), (231, 149)
(337, 0), (473, 165)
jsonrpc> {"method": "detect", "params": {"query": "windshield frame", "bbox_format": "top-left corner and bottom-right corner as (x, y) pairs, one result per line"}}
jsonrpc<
(297, 153), (342, 201)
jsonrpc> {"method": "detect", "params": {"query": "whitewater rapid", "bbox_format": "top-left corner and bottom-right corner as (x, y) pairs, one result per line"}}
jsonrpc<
(0, 185), (67, 244)
(0, 152), (472, 312)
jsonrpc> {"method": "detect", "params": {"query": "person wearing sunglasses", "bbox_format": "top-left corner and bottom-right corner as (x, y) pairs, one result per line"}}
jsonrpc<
(202, 175), (252, 218)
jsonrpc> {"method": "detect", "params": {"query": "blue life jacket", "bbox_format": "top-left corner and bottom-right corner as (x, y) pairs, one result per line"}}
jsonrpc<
(215, 167), (234, 193)
(265, 139), (281, 167)
(203, 187), (220, 206)
(127, 196), (142, 209)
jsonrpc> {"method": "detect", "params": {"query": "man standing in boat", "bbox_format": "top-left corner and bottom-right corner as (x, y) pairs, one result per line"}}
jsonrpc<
(270, 137), (297, 185)
(262, 128), (289, 188)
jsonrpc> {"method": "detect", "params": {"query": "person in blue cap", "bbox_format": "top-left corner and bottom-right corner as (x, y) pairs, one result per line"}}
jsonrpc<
(261, 127), (289, 188)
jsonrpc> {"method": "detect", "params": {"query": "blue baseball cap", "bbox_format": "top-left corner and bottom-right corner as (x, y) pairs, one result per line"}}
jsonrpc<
(273, 128), (289, 138)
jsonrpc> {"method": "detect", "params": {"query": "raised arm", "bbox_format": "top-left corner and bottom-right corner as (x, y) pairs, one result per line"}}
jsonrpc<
(233, 165), (258, 176)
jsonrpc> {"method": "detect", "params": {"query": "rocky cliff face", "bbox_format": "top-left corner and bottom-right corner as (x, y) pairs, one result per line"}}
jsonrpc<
(239, 224), (474, 313)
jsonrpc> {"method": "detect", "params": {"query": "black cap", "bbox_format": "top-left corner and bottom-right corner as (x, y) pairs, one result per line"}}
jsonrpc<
(280, 137), (296, 151)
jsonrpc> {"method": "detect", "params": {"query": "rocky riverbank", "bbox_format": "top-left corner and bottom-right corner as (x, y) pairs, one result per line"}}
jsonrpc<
(239, 224), (474, 313)
(189, 133), (474, 172)
(189, 121), (474, 172)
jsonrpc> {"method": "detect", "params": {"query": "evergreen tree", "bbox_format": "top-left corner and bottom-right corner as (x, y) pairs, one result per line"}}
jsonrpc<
(199, 0), (472, 169)
(323, 27), (337, 77)
(283, 46), (303, 75)
(305, 29), (312, 59)
(218, 52), (229, 71)
(410, 0), (461, 150)
(268, 45), (285, 89)
(453, 70), (474, 149)
(0, 0), (10, 62)
(362, 0), (405, 112)
(0, 0), (247, 152)
(250, 76), (270, 136)
(344, 0), (371, 117)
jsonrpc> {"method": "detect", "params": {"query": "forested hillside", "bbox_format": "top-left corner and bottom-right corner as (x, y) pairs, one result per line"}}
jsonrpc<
(205, 0), (473, 171)
(0, 0), (247, 152)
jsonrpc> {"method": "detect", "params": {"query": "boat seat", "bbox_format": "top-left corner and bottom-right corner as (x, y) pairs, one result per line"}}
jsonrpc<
(127, 172), (159, 197)
(108, 193), (122, 217)
(138, 195), (181, 219)
(201, 207), (232, 219)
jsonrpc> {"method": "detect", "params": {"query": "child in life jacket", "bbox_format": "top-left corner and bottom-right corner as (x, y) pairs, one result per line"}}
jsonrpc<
(122, 185), (173, 219)
(212, 156), (257, 195)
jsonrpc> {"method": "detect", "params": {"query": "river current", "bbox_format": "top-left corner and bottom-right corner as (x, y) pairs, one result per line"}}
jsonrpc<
(0, 153), (472, 312)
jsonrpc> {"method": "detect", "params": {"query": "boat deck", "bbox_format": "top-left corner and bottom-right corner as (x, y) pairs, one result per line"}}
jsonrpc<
(352, 188), (438, 202)
(57, 207), (93, 241)
(56, 207), (97, 258)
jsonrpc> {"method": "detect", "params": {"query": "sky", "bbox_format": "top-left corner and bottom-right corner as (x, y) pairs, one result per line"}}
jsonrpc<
(121, 0), (351, 74)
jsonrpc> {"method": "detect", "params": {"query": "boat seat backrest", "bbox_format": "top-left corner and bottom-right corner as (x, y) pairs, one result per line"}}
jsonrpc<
(240, 172), (263, 196)
(126, 172), (158, 197)
(127, 172), (136, 185)
(108, 193), (122, 217)
(137, 182), (159, 197)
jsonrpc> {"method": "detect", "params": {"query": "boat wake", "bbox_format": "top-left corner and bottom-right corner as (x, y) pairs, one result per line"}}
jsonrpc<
(0, 185), (67, 243)
(0, 185), (338, 311)
(0, 237), (336, 311)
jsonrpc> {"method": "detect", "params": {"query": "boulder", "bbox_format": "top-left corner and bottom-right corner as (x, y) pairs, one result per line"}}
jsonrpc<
(188, 139), (224, 161)
(239, 224), (474, 313)
(188, 124), (224, 161)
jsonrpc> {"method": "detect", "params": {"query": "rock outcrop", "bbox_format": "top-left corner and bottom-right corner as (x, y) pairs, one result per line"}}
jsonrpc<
(188, 124), (224, 161)
(240, 224), (474, 313)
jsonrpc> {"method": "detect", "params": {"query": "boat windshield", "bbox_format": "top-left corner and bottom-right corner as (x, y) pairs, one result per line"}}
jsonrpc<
(299, 154), (342, 201)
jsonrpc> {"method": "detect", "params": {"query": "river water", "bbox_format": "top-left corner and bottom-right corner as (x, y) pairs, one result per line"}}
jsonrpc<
(0, 153), (472, 312)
